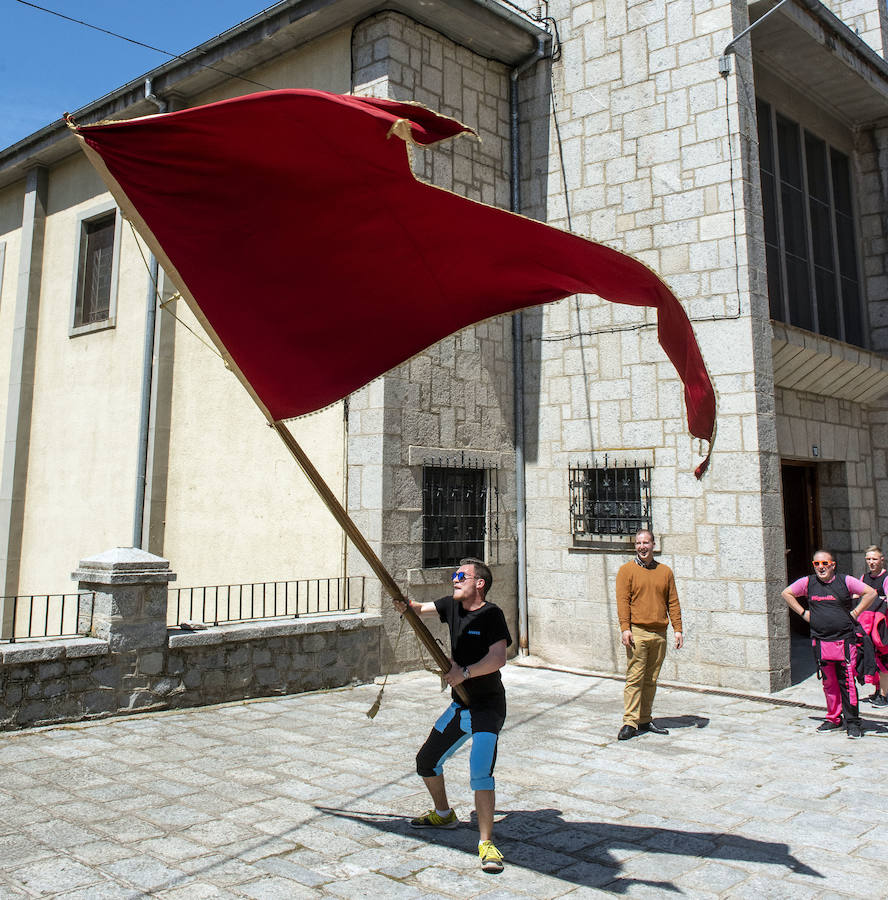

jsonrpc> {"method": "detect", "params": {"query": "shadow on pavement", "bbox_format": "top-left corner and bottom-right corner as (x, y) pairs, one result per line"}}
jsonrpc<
(803, 713), (888, 735)
(315, 805), (821, 892)
(791, 634), (818, 685)
(649, 714), (709, 730)
(862, 717), (888, 735)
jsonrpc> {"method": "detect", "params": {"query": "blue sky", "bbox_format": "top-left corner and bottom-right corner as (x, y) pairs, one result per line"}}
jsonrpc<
(1, 0), (276, 149)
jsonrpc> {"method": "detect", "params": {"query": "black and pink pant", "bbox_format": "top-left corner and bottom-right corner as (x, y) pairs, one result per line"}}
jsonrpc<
(820, 643), (860, 727)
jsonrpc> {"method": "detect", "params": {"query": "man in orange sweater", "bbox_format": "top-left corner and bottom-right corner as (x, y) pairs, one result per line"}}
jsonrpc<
(616, 529), (683, 741)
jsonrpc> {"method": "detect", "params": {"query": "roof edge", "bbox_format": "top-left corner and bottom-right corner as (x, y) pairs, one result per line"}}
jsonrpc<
(0, 0), (549, 187)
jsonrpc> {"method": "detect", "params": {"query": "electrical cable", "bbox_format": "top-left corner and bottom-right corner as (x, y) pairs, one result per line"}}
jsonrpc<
(36, 0), (741, 344)
(540, 46), (745, 344)
(13, 0), (275, 92)
(127, 220), (227, 362)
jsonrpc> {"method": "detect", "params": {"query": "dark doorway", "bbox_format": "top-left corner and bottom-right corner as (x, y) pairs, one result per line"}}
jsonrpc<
(781, 462), (821, 636)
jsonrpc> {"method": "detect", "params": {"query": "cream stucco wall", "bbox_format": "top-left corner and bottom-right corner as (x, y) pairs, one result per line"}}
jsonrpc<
(156, 27), (353, 589)
(160, 299), (348, 588)
(6, 28), (355, 596)
(17, 155), (147, 594)
(191, 26), (352, 106)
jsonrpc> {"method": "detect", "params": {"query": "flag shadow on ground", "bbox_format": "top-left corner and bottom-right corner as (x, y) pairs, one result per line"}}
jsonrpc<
(315, 805), (821, 893)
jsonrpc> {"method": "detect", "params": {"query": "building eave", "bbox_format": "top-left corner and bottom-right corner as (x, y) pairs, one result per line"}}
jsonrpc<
(771, 321), (888, 404)
(749, 0), (888, 127)
(0, 0), (549, 190)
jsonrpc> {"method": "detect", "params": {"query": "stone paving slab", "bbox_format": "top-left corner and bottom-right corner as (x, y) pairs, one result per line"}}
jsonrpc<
(0, 665), (886, 898)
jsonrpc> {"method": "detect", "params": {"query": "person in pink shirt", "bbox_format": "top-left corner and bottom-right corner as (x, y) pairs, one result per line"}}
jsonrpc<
(781, 550), (876, 739)
(859, 545), (888, 707)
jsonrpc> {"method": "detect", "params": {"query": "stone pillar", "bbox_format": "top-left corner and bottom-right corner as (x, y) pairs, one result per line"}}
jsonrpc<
(72, 548), (175, 711)
(72, 547), (175, 651)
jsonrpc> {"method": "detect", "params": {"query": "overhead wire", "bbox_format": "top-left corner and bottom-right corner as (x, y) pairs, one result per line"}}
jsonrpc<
(26, 0), (743, 352)
(14, 0), (272, 358)
(127, 221), (227, 362)
(12, 0), (275, 92)
(540, 42), (746, 344)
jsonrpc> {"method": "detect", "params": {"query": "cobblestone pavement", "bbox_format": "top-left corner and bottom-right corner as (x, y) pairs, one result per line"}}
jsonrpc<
(0, 663), (886, 899)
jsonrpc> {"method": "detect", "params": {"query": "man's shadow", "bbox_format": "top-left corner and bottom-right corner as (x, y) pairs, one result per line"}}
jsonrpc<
(804, 713), (888, 735)
(863, 717), (888, 734)
(315, 805), (820, 893)
(646, 714), (709, 731)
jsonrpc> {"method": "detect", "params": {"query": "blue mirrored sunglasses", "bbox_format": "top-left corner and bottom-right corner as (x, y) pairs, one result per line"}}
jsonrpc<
(452, 571), (474, 583)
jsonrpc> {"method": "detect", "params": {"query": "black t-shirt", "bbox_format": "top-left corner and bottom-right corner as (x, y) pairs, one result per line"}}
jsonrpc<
(805, 574), (856, 641)
(434, 595), (512, 703)
(862, 571), (888, 616)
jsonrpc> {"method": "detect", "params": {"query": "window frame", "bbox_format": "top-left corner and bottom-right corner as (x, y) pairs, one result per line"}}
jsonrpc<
(421, 460), (497, 570)
(69, 201), (122, 337)
(569, 458), (652, 544)
(756, 99), (866, 348)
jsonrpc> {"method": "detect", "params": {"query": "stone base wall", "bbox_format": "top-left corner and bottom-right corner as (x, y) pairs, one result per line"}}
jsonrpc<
(0, 615), (381, 731)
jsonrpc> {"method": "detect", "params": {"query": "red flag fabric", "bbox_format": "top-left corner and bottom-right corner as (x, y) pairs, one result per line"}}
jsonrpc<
(71, 89), (715, 470)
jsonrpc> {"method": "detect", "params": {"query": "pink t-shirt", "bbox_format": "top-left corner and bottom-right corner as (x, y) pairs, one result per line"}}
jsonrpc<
(788, 574), (868, 639)
(787, 574), (868, 598)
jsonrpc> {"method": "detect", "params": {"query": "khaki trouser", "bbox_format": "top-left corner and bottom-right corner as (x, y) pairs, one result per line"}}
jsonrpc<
(623, 624), (667, 727)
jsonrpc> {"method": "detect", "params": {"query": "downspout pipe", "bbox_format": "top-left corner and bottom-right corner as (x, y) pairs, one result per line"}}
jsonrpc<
(718, 0), (792, 74)
(510, 35), (548, 656)
(133, 79), (166, 548)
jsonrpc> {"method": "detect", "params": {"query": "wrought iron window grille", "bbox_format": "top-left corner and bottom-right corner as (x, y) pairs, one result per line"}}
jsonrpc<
(422, 454), (499, 569)
(569, 455), (652, 539)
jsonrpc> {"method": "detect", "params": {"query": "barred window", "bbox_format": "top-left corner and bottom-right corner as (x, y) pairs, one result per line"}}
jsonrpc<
(569, 458), (652, 538)
(422, 460), (498, 568)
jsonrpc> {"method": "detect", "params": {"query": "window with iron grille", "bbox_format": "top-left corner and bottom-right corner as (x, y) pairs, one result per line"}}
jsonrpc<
(422, 460), (498, 568)
(569, 457), (652, 538)
(756, 99), (863, 347)
(71, 205), (120, 335)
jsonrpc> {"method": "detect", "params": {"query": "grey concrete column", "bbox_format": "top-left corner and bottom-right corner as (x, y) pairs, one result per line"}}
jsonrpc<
(0, 166), (48, 632)
(72, 547), (176, 653)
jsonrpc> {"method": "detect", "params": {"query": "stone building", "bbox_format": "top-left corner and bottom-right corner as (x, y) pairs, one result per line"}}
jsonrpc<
(1, 0), (887, 692)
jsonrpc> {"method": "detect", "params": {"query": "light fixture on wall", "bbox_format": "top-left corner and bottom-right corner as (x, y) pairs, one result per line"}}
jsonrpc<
(812, 445), (819, 457)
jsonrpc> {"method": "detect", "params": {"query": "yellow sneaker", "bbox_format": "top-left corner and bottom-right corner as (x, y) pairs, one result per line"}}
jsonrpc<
(479, 839), (504, 873)
(410, 809), (458, 828)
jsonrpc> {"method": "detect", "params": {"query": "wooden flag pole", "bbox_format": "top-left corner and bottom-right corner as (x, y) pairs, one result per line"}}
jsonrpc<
(272, 421), (470, 706)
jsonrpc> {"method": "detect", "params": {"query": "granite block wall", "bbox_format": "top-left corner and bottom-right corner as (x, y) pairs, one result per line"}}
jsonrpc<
(349, 13), (520, 671)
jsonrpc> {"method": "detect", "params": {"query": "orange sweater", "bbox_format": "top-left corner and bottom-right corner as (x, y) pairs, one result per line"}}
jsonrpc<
(616, 560), (682, 633)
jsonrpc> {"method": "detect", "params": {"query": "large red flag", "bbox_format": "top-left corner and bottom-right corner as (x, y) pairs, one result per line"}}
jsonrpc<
(71, 89), (715, 473)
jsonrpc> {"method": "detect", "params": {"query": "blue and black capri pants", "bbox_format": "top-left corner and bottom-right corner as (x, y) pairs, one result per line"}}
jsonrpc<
(415, 695), (506, 791)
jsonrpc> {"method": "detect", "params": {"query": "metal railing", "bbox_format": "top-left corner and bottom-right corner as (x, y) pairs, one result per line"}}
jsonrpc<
(168, 576), (366, 627)
(0, 592), (95, 643)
